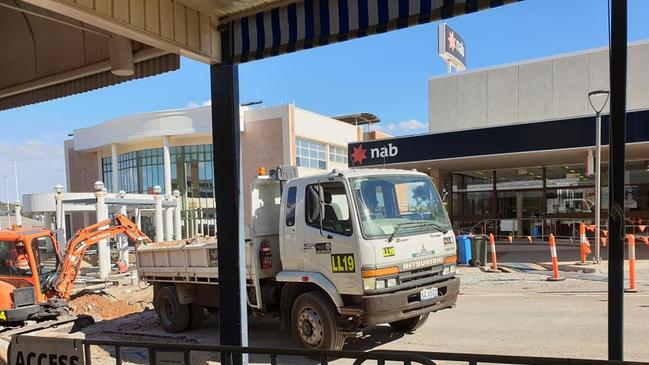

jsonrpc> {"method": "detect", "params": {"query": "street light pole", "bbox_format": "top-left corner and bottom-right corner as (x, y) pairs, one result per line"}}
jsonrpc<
(588, 90), (609, 264)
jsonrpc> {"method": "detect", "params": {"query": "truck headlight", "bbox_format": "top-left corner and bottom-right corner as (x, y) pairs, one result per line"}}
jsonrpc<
(363, 277), (399, 290)
(363, 278), (376, 291)
(386, 278), (398, 287)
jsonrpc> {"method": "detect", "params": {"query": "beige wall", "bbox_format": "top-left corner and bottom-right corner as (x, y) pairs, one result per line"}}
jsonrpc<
(66, 141), (100, 193)
(241, 117), (286, 226)
(429, 41), (649, 133)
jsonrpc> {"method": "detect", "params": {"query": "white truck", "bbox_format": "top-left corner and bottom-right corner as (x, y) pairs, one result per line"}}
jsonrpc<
(136, 167), (459, 350)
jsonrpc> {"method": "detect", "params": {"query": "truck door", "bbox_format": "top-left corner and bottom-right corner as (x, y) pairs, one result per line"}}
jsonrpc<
(300, 180), (361, 295)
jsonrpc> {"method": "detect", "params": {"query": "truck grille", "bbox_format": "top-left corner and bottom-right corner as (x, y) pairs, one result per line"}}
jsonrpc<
(13, 287), (35, 307)
(398, 265), (443, 288)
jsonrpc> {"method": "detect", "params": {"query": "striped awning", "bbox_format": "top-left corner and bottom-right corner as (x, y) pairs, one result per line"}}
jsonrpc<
(226, 0), (521, 63)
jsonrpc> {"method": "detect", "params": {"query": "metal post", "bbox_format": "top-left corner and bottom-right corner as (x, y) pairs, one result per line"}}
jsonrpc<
(14, 201), (22, 227)
(608, 0), (626, 360)
(211, 29), (247, 362)
(595, 112), (602, 263)
(94, 182), (110, 279)
(173, 190), (182, 240)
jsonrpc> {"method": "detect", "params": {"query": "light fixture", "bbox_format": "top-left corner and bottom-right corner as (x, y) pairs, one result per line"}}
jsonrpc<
(118, 190), (126, 199)
(588, 90), (610, 114)
(109, 35), (134, 76)
(152, 185), (162, 195)
(93, 181), (105, 192)
(173, 189), (181, 198)
(53, 184), (64, 194)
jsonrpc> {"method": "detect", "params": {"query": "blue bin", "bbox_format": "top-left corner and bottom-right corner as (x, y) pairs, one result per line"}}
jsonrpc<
(456, 235), (472, 265)
(531, 226), (541, 237)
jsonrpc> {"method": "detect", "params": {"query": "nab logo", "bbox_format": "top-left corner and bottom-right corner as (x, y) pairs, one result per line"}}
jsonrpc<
(350, 145), (367, 165)
(370, 143), (399, 159)
(448, 30), (465, 57)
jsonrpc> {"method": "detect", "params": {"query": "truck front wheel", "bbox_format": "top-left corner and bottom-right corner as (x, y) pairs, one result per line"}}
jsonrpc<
(389, 313), (429, 333)
(291, 291), (345, 351)
(155, 286), (190, 333)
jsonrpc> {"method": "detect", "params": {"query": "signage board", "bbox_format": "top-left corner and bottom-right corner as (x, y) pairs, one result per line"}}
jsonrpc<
(10, 336), (84, 365)
(438, 23), (466, 70)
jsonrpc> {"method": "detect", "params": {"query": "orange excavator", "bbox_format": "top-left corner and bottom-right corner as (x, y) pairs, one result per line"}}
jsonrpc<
(0, 214), (151, 325)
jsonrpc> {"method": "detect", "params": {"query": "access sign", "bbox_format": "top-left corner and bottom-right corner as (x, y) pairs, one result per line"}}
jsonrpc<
(10, 336), (84, 365)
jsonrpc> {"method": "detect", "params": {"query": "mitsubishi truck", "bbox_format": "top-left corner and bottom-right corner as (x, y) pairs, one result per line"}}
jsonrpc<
(137, 167), (459, 350)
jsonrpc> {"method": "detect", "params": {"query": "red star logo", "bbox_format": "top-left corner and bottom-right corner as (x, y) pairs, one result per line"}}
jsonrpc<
(350, 145), (367, 165)
(448, 31), (456, 52)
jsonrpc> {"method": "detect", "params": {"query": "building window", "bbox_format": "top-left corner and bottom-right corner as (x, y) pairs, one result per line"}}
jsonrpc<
(329, 145), (347, 164)
(296, 138), (326, 169)
(101, 157), (113, 192)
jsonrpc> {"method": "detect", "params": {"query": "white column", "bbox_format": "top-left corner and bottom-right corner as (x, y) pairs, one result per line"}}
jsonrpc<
(162, 136), (172, 196)
(94, 182), (110, 279)
(135, 208), (142, 230)
(154, 189), (164, 243)
(14, 201), (22, 227)
(111, 144), (119, 193)
(164, 197), (174, 241)
(173, 190), (182, 240)
(119, 203), (129, 267)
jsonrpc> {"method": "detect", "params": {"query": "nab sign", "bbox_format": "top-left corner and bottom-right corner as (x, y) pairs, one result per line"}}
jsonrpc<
(349, 143), (399, 166)
(438, 23), (466, 70)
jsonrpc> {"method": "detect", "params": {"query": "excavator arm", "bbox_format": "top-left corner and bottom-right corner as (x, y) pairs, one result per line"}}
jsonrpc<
(52, 214), (152, 300)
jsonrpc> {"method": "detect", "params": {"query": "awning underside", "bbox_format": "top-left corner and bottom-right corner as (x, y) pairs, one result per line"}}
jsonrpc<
(0, 0), (179, 111)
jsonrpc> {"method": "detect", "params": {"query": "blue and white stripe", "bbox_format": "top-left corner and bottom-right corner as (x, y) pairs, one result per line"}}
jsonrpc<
(228, 0), (521, 63)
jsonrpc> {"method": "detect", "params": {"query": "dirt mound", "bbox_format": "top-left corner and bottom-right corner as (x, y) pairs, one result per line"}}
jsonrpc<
(70, 293), (142, 320)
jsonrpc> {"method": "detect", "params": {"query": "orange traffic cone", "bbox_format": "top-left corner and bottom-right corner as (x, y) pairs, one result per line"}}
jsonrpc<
(625, 234), (638, 293)
(547, 234), (564, 281)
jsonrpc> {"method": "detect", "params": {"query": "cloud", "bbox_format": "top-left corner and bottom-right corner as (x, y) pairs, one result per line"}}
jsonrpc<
(187, 100), (212, 108)
(376, 119), (427, 135)
(397, 119), (426, 130)
(0, 140), (65, 197)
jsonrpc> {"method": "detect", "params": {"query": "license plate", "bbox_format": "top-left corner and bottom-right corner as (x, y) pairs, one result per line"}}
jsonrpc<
(420, 287), (438, 301)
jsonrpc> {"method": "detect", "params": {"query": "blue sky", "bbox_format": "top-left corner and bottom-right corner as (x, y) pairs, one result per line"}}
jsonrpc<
(1, 0), (649, 195)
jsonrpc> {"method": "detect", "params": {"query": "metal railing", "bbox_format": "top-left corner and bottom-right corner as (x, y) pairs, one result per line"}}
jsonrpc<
(78, 340), (649, 365)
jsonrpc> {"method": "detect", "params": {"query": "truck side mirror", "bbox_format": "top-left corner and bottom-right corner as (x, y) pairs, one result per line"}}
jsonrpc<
(317, 183), (331, 239)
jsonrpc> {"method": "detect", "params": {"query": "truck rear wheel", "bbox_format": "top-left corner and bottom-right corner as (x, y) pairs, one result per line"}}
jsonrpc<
(389, 313), (429, 333)
(155, 286), (190, 333)
(291, 291), (345, 351)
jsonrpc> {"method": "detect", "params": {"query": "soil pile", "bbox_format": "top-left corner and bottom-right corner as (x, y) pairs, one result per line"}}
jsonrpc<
(70, 293), (142, 320)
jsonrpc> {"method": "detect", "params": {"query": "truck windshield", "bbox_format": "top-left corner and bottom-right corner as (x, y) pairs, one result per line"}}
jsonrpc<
(351, 175), (451, 239)
(0, 241), (32, 277)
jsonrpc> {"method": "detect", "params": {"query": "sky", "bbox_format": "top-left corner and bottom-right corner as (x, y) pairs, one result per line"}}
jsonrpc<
(1, 0), (648, 196)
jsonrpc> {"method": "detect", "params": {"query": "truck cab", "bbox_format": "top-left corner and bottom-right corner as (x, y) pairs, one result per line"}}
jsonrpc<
(276, 168), (459, 348)
(0, 228), (60, 322)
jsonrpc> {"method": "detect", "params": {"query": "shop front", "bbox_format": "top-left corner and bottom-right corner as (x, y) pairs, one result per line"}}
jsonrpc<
(349, 110), (649, 239)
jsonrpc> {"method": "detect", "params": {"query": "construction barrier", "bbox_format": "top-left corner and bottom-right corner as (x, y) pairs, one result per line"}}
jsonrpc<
(547, 234), (563, 281)
(489, 233), (498, 272)
(578, 223), (592, 265)
(625, 234), (637, 293)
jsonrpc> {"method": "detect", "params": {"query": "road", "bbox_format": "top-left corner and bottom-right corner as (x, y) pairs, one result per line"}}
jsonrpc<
(59, 262), (649, 364)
